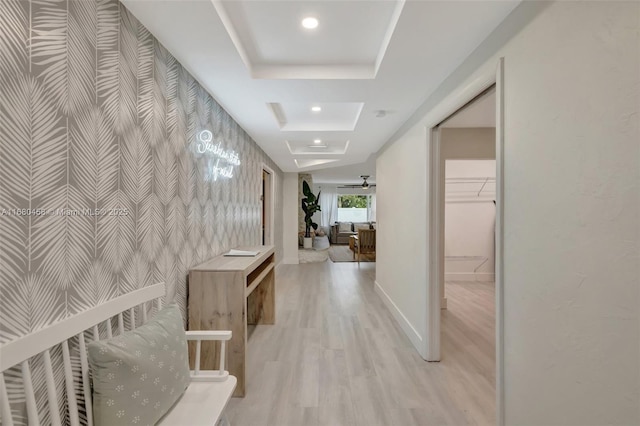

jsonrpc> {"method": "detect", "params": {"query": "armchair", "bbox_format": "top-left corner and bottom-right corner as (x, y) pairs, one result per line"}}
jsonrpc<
(354, 229), (376, 263)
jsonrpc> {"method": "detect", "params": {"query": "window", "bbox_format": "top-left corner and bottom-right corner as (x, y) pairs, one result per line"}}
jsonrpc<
(337, 195), (371, 222)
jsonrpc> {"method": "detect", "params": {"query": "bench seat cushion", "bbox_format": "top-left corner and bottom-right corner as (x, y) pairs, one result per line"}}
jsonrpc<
(88, 305), (191, 426)
(157, 376), (237, 425)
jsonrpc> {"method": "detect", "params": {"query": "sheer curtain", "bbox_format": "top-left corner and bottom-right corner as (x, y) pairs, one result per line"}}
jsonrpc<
(319, 187), (338, 227)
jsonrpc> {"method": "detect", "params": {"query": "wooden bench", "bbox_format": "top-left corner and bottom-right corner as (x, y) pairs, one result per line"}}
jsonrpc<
(0, 283), (236, 426)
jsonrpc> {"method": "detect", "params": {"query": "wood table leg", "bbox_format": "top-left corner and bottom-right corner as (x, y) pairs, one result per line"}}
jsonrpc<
(349, 235), (359, 259)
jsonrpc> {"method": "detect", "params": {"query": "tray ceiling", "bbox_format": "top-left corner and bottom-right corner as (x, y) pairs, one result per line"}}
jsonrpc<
(213, 0), (404, 79)
(268, 102), (364, 132)
(121, 0), (520, 176)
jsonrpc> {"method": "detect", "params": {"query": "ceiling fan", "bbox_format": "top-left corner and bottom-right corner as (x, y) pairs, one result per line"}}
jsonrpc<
(338, 175), (376, 190)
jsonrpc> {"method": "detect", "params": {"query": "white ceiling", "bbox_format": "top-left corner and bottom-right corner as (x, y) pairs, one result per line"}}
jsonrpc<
(269, 102), (364, 131)
(121, 0), (519, 181)
(213, 0), (403, 79)
(311, 155), (377, 185)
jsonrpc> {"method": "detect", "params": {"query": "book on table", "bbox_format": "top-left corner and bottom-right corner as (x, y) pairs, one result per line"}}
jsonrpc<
(224, 249), (259, 257)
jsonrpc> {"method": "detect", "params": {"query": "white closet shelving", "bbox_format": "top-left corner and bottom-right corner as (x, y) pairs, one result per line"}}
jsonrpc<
(445, 176), (496, 202)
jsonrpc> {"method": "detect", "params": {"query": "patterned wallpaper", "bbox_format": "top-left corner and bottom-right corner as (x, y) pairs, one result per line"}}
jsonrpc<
(0, 1), (282, 421)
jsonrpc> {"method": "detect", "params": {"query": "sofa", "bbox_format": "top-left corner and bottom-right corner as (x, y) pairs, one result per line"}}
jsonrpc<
(330, 221), (376, 245)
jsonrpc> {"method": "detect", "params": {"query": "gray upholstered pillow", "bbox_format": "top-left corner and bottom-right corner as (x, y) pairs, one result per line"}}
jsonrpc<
(88, 304), (190, 426)
(338, 222), (352, 233)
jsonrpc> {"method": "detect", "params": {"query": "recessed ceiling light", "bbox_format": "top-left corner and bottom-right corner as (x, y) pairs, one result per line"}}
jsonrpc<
(313, 139), (322, 144)
(311, 106), (322, 112)
(307, 145), (327, 149)
(302, 17), (319, 29)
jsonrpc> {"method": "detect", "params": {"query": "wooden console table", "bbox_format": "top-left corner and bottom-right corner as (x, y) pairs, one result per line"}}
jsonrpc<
(188, 245), (275, 397)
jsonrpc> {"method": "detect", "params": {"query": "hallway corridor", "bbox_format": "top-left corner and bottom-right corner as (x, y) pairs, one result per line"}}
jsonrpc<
(226, 262), (495, 425)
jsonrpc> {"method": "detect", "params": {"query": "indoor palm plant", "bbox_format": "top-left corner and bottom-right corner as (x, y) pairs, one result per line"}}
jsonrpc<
(301, 180), (321, 249)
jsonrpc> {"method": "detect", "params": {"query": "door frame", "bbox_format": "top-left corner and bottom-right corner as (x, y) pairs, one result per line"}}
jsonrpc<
(425, 58), (505, 425)
(261, 164), (275, 246)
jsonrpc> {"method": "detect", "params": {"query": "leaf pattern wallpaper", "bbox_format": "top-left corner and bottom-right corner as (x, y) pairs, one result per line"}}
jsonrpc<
(0, 0), (283, 422)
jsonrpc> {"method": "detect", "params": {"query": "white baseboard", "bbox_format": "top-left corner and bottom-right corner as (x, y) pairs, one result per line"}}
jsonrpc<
(282, 256), (299, 265)
(445, 272), (495, 282)
(374, 281), (426, 358)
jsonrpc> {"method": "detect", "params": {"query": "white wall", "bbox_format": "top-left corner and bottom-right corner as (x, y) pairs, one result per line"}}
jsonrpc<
(375, 123), (429, 354)
(445, 160), (496, 281)
(441, 127), (496, 160)
(376, 1), (640, 424)
(445, 159), (495, 179)
(444, 202), (494, 276)
(282, 173), (299, 264)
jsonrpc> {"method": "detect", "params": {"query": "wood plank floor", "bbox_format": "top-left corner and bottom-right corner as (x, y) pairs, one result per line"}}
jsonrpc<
(226, 263), (495, 426)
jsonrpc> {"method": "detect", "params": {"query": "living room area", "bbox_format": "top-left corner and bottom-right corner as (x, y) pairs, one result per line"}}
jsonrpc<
(295, 160), (377, 264)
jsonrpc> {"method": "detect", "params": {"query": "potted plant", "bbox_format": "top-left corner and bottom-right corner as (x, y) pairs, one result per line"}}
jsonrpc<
(301, 180), (321, 249)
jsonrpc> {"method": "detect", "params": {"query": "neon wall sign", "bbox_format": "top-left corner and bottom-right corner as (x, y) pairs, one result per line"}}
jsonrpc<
(196, 130), (241, 181)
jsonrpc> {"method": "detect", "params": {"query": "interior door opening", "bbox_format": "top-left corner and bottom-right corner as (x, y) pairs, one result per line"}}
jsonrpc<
(261, 166), (274, 246)
(428, 82), (500, 424)
(262, 170), (266, 245)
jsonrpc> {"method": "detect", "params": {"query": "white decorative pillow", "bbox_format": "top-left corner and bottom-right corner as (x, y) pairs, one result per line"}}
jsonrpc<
(88, 304), (190, 426)
(338, 222), (352, 233)
(354, 223), (370, 231)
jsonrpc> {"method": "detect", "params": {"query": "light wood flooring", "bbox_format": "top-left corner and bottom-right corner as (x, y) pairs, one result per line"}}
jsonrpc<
(226, 262), (495, 426)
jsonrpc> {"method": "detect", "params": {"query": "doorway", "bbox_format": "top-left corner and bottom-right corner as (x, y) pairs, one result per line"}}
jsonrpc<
(438, 88), (497, 310)
(261, 165), (274, 246)
(426, 58), (505, 424)
(437, 90), (497, 425)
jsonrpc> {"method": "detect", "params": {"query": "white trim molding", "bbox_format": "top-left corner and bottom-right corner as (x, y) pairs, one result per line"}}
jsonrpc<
(374, 281), (426, 357)
(495, 56), (505, 426)
(426, 127), (442, 361)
